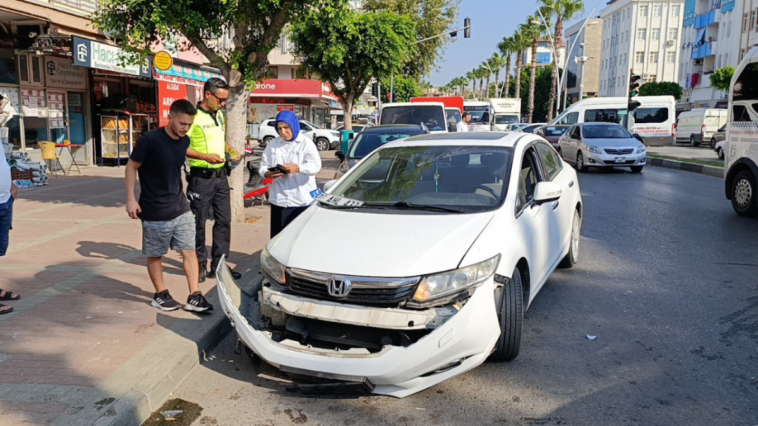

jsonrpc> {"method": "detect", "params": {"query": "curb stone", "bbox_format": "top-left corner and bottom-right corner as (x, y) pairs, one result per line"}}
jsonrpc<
(647, 157), (724, 178)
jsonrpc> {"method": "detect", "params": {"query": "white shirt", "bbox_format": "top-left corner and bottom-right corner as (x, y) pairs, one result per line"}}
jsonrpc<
(0, 144), (11, 204)
(457, 121), (469, 132)
(259, 133), (322, 207)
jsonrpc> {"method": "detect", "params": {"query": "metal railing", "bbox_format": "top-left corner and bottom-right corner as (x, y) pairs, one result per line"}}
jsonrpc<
(50, 0), (97, 13)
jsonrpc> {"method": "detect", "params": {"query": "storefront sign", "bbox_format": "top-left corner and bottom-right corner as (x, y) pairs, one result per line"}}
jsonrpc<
(45, 56), (87, 90)
(154, 51), (174, 71)
(158, 80), (195, 127)
(154, 62), (222, 82)
(73, 37), (152, 78)
(250, 79), (338, 101)
(277, 105), (294, 112)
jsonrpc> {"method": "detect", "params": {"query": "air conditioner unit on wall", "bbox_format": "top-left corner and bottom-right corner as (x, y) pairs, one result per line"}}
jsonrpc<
(694, 58), (703, 65)
(643, 73), (650, 78)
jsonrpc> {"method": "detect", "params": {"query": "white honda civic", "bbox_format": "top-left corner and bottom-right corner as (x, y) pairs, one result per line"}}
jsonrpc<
(217, 132), (583, 398)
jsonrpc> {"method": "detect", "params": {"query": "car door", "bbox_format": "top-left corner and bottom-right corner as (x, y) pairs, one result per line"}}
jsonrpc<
(515, 146), (553, 292)
(535, 142), (573, 267)
(559, 126), (574, 160)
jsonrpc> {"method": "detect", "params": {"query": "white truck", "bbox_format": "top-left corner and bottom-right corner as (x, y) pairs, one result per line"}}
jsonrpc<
(488, 98), (521, 131)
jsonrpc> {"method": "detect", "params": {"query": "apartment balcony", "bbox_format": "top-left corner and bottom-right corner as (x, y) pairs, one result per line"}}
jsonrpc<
(694, 10), (717, 29)
(692, 41), (717, 59)
(722, 0), (736, 13)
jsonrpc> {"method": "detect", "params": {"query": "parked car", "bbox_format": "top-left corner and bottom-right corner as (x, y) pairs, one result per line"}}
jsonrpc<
(710, 124), (726, 148)
(715, 140), (726, 160)
(334, 125), (427, 178)
(675, 108), (727, 147)
(535, 125), (571, 153)
(336, 125), (372, 133)
(508, 123), (529, 131)
(518, 123), (547, 134)
(216, 132), (583, 398)
(559, 122), (647, 173)
(259, 119), (340, 150)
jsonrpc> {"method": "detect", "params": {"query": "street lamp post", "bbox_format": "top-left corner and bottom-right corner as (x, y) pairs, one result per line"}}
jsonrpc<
(532, 11), (560, 114)
(575, 43), (594, 101)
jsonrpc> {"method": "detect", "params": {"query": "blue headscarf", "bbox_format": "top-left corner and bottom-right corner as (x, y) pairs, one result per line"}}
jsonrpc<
(275, 110), (300, 141)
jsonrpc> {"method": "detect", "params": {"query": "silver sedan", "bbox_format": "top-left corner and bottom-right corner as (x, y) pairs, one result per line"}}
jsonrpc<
(558, 122), (647, 173)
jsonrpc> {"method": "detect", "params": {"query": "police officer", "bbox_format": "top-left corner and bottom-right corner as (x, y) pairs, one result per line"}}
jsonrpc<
(186, 78), (242, 282)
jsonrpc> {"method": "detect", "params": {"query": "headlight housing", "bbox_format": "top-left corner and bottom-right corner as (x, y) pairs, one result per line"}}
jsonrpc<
(636, 145), (646, 154)
(413, 255), (501, 303)
(261, 246), (286, 285)
(587, 145), (601, 154)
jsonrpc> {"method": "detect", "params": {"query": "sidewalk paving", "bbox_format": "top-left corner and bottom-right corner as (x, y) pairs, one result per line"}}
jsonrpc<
(0, 150), (339, 425)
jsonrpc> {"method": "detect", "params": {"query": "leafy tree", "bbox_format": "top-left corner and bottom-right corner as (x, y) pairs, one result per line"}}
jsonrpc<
(519, 18), (547, 123)
(638, 81), (684, 100)
(363, 0), (460, 79)
(290, 8), (415, 129)
(509, 66), (553, 122)
(92, 0), (339, 222)
(382, 75), (422, 102)
(511, 29), (532, 101)
(710, 66), (735, 92)
(489, 53), (508, 98)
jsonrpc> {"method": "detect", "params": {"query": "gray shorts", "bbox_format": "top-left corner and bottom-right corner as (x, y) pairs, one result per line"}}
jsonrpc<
(142, 211), (195, 257)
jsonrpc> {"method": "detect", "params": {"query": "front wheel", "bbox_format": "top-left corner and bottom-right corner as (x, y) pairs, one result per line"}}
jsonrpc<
(261, 136), (273, 148)
(717, 147), (724, 160)
(576, 151), (588, 173)
(559, 210), (582, 268)
(490, 267), (524, 362)
(710, 138), (716, 149)
(630, 166), (643, 173)
(731, 170), (758, 217)
(315, 138), (329, 151)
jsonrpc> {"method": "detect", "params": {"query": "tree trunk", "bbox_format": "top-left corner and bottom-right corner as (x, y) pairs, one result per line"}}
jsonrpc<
(494, 69), (501, 98)
(549, 16), (564, 120)
(485, 74), (491, 99)
(343, 94), (355, 130)
(527, 38), (538, 123)
(515, 51), (523, 100)
(472, 80), (477, 98)
(479, 77), (484, 99)
(225, 78), (251, 223)
(504, 57), (511, 98)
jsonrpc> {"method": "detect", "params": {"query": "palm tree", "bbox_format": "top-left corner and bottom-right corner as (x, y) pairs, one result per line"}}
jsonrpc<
(519, 19), (544, 123)
(511, 30), (531, 101)
(497, 37), (516, 98)
(481, 62), (493, 99)
(489, 53), (508, 98)
(540, 0), (584, 118)
(477, 67), (487, 100)
(466, 70), (477, 99)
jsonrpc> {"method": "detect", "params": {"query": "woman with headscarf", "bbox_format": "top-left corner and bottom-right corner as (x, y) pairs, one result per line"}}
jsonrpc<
(260, 110), (323, 238)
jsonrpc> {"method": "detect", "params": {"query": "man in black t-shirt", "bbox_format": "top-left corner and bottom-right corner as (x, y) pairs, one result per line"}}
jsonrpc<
(125, 100), (212, 313)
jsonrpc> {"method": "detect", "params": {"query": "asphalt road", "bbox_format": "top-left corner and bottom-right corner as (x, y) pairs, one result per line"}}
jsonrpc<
(172, 166), (758, 426)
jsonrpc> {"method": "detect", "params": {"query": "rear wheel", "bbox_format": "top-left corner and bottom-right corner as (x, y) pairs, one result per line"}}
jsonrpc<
(731, 170), (758, 217)
(559, 210), (581, 268)
(710, 138), (716, 149)
(630, 166), (643, 173)
(315, 138), (329, 151)
(491, 267), (524, 362)
(689, 135), (698, 147)
(576, 151), (588, 173)
(717, 147), (724, 160)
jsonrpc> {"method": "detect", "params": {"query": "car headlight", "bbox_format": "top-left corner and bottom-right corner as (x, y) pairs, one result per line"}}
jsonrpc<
(587, 145), (601, 154)
(636, 145), (646, 154)
(331, 132), (340, 137)
(413, 255), (501, 302)
(261, 246), (286, 285)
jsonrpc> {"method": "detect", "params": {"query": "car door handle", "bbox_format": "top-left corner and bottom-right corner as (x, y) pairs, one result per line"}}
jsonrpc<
(552, 201), (560, 210)
(568, 180), (574, 188)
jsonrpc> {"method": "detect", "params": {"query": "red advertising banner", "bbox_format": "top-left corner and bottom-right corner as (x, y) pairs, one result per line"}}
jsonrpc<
(277, 105), (294, 112)
(158, 80), (189, 127)
(250, 79), (338, 101)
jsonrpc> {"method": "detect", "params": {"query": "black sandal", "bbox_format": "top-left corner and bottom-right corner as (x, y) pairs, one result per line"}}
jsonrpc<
(0, 290), (19, 301)
(0, 304), (12, 315)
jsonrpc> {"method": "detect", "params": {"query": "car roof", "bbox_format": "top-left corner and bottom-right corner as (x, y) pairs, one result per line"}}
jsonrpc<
(395, 132), (536, 148)
(360, 124), (425, 133)
(578, 122), (622, 126)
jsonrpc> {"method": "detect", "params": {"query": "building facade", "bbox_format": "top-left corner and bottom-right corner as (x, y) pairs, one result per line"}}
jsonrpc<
(522, 39), (567, 69)
(599, 0), (685, 97)
(678, 0), (739, 110)
(565, 18), (604, 104)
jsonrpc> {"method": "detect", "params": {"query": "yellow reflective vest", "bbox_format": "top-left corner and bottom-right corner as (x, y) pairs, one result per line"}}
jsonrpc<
(188, 107), (226, 169)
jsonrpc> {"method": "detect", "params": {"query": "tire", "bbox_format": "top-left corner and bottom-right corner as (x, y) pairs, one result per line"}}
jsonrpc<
(630, 166), (643, 173)
(576, 151), (588, 173)
(710, 138), (716, 149)
(731, 170), (758, 217)
(717, 147), (724, 160)
(261, 136), (273, 148)
(689, 135), (699, 147)
(490, 267), (524, 362)
(559, 209), (582, 268)
(315, 138), (329, 151)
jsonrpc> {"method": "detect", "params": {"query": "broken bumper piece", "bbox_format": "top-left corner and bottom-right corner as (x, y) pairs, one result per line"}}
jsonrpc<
(215, 256), (501, 398)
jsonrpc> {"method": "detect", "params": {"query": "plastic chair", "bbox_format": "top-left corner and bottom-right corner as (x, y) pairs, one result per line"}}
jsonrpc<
(39, 142), (64, 176)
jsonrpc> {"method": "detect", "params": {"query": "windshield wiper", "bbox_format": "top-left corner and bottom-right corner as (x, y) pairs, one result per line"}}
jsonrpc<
(365, 201), (464, 213)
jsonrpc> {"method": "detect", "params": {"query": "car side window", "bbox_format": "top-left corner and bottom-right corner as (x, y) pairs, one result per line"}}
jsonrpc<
(299, 122), (312, 131)
(535, 142), (562, 181)
(558, 112), (579, 125)
(516, 148), (543, 214)
(267, 121), (276, 127)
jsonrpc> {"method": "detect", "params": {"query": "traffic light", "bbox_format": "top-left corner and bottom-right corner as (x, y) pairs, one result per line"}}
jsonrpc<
(628, 70), (641, 112)
(464, 18), (471, 38)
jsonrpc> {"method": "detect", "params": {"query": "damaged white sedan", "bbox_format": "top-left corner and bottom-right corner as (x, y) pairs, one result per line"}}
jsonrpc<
(217, 132), (583, 398)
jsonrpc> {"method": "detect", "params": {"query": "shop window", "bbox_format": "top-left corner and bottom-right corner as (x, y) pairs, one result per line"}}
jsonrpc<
(17, 54), (43, 86)
(0, 50), (19, 85)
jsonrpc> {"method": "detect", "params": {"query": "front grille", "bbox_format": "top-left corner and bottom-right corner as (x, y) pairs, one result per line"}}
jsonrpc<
(285, 269), (420, 307)
(604, 148), (634, 155)
(603, 160), (636, 165)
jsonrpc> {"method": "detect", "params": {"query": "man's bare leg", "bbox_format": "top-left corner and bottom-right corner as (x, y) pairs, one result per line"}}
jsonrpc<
(147, 256), (166, 293)
(180, 250), (200, 294)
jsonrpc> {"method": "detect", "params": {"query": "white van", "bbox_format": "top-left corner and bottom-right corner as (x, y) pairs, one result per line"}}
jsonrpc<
(379, 102), (450, 133)
(488, 98), (521, 131)
(551, 96), (677, 145)
(724, 46), (758, 216)
(675, 108), (728, 147)
(463, 100), (492, 131)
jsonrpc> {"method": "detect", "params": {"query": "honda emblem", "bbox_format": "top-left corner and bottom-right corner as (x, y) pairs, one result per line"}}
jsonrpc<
(327, 276), (351, 297)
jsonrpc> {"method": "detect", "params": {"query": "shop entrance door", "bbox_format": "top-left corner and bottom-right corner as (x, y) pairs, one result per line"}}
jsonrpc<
(67, 93), (86, 145)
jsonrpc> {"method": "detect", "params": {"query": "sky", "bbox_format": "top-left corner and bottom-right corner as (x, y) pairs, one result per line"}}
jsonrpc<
(430, 0), (600, 86)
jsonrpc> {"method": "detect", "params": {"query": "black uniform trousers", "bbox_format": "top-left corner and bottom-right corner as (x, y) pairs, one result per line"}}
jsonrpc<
(270, 204), (308, 238)
(187, 173), (231, 270)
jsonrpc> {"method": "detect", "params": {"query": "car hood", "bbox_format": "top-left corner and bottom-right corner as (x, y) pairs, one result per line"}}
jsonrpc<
(268, 206), (494, 277)
(583, 138), (641, 147)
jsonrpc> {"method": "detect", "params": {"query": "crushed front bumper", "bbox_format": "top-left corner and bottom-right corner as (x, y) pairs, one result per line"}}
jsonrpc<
(215, 257), (501, 398)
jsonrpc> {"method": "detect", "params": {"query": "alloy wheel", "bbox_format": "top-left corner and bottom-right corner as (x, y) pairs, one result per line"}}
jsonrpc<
(735, 178), (753, 208)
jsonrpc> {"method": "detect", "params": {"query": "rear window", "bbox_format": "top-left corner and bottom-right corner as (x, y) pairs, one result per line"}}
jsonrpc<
(634, 107), (669, 123)
(381, 106), (446, 131)
(584, 109), (625, 124)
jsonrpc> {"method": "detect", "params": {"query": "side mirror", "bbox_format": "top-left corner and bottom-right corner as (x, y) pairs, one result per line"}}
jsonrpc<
(448, 122), (457, 132)
(323, 180), (339, 192)
(633, 133), (645, 144)
(335, 151), (345, 162)
(533, 181), (562, 204)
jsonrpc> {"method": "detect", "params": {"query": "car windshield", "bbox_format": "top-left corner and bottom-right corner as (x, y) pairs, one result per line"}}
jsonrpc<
(329, 145), (513, 213)
(543, 126), (569, 137)
(464, 107), (489, 124)
(583, 124), (632, 139)
(380, 106), (446, 131)
(446, 109), (462, 123)
(302, 121), (321, 129)
(348, 131), (425, 159)
(495, 115), (519, 124)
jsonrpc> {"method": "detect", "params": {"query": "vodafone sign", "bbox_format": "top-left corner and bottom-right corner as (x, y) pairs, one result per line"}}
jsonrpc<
(250, 79), (338, 101)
